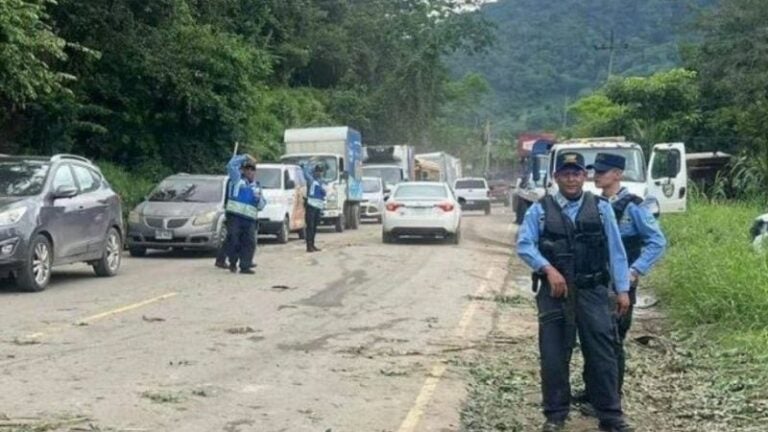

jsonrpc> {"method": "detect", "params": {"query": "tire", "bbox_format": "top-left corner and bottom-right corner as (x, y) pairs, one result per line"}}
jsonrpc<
(298, 228), (306, 240)
(485, 204), (491, 216)
(129, 246), (147, 257)
(335, 214), (345, 233)
(17, 235), (53, 292)
(451, 228), (461, 245)
(94, 227), (122, 277)
(382, 231), (395, 244)
(277, 217), (289, 244)
(350, 204), (360, 230)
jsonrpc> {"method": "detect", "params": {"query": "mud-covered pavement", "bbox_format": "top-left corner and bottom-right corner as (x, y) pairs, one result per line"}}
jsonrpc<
(0, 206), (516, 432)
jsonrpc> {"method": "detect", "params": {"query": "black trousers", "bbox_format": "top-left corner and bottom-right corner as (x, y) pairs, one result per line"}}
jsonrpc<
(537, 282), (623, 424)
(226, 215), (256, 270)
(305, 205), (322, 249)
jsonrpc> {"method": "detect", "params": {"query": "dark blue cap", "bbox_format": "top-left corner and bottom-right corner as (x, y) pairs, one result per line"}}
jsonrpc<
(587, 153), (625, 172)
(555, 152), (586, 173)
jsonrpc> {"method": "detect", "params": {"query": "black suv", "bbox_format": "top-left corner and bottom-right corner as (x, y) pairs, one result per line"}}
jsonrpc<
(0, 155), (124, 291)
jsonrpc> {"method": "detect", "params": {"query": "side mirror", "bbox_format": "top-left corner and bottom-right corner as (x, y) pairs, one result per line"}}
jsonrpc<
(340, 172), (349, 181)
(458, 197), (467, 205)
(53, 185), (78, 199)
(285, 179), (296, 190)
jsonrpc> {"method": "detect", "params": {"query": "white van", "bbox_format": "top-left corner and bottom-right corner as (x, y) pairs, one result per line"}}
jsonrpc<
(255, 164), (307, 243)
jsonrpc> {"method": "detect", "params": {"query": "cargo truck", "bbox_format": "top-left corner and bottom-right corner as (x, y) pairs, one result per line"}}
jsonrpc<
(281, 127), (364, 232)
(414, 152), (462, 186)
(362, 145), (415, 196)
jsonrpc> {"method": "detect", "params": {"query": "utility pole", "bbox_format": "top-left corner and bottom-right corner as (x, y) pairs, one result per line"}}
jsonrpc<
(594, 29), (629, 79)
(483, 119), (491, 176)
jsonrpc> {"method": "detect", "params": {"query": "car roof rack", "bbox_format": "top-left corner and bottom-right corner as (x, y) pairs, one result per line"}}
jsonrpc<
(51, 154), (92, 163)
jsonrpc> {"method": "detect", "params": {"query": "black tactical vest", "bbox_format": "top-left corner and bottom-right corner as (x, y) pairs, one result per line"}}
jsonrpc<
(612, 193), (644, 265)
(539, 192), (609, 282)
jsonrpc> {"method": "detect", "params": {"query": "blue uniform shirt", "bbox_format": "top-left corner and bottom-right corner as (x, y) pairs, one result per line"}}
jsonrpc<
(610, 187), (667, 275)
(226, 155), (266, 215)
(517, 192), (631, 293)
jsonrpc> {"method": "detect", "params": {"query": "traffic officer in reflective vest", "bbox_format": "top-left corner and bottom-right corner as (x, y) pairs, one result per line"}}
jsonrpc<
(225, 154), (266, 274)
(584, 153), (667, 396)
(302, 163), (326, 253)
(517, 151), (633, 432)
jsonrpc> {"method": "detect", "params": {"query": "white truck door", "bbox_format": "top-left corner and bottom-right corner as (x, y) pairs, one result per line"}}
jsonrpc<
(647, 143), (687, 213)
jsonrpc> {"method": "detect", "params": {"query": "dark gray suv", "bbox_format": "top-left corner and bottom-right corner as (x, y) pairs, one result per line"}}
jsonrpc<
(0, 155), (124, 292)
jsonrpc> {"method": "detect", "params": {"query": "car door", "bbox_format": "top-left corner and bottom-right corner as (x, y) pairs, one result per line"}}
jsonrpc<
(71, 164), (111, 253)
(43, 164), (88, 260)
(647, 143), (688, 213)
(288, 167), (306, 231)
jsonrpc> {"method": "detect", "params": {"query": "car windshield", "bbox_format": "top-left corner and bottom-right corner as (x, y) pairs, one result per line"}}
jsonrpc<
(282, 156), (338, 182)
(148, 179), (223, 203)
(561, 148), (646, 182)
(362, 179), (382, 193)
(363, 166), (402, 186)
(394, 184), (447, 199)
(0, 160), (50, 197)
(255, 168), (281, 189)
(455, 179), (486, 189)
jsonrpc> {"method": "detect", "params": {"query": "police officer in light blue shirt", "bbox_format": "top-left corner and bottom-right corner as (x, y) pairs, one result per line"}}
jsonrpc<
(587, 152), (667, 396)
(517, 151), (633, 432)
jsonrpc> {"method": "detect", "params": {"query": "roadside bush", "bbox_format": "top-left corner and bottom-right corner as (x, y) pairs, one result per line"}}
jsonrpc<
(97, 162), (158, 216)
(651, 200), (768, 334)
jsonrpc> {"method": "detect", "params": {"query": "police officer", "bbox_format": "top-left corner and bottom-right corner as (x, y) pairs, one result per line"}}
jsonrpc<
(584, 153), (667, 396)
(225, 154), (266, 274)
(302, 162), (326, 253)
(517, 151), (633, 432)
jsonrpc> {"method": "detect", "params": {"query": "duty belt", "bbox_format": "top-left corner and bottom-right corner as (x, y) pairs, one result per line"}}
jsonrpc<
(574, 272), (609, 289)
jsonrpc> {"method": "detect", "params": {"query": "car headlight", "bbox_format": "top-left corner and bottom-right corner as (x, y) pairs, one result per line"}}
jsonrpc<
(128, 210), (141, 224)
(193, 211), (217, 226)
(0, 207), (27, 226)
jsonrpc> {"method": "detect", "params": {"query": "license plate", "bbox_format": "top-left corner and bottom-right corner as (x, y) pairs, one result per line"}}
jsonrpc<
(466, 201), (475, 205)
(405, 207), (431, 215)
(155, 230), (173, 240)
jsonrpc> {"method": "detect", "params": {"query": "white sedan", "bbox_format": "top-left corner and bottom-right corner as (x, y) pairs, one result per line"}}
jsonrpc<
(382, 182), (463, 244)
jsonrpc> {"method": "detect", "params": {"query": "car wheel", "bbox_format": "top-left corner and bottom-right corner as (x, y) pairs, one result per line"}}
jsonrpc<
(277, 217), (290, 244)
(382, 231), (395, 244)
(451, 229), (461, 245)
(129, 246), (147, 257)
(17, 235), (53, 292)
(350, 205), (360, 230)
(335, 214), (345, 233)
(94, 228), (122, 277)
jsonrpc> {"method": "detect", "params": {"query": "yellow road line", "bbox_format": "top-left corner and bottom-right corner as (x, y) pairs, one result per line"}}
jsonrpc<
(75, 292), (178, 325)
(22, 292), (178, 340)
(397, 265), (496, 432)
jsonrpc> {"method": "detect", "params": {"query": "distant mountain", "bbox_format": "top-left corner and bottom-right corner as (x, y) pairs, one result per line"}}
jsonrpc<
(449, 0), (714, 132)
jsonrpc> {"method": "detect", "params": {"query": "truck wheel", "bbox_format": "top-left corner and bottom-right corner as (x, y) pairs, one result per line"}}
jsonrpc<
(335, 214), (345, 233)
(383, 231), (395, 244)
(17, 235), (53, 292)
(276, 217), (289, 244)
(350, 204), (360, 230)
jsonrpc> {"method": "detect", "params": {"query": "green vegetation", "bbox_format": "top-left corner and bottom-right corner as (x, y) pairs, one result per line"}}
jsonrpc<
(448, 0), (712, 132)
(0, 0), (491, 174)
(651, 200), (768, 350)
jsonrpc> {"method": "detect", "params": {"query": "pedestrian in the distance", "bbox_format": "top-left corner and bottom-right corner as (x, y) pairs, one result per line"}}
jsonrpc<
(573, 152), (667, 415)
(516, 151), (634, 432)
(225, 154), (266, 274)
(302, 162), (326, 253)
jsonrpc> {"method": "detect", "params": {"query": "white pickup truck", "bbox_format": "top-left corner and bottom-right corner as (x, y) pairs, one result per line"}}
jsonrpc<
(536, 138), (688, 214)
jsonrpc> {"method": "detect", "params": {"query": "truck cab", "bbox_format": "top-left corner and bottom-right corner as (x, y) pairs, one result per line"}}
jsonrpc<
(539, 138), (687, 214)
(281, 127), (364, 233)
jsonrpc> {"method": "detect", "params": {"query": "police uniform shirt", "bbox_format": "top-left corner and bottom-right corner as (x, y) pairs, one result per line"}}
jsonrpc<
(517, 192), (631, 293)
(608, 187), (667, 276)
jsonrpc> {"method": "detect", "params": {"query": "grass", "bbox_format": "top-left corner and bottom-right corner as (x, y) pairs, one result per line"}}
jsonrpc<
(650, 200), (768, 342)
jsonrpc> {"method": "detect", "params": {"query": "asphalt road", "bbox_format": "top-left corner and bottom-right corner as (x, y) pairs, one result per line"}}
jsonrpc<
(0, 205), (515, 432)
